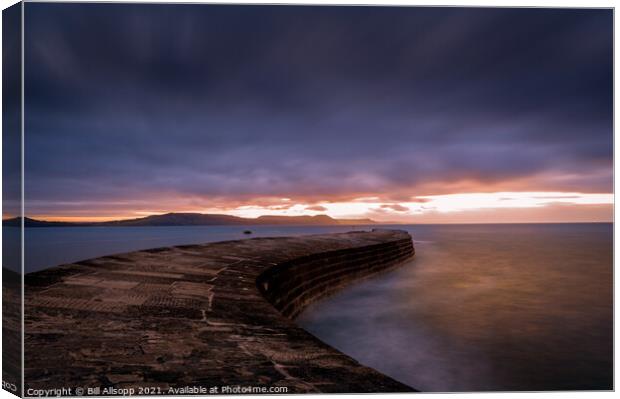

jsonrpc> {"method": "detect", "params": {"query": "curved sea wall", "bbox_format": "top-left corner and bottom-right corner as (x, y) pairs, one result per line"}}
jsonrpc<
(24, 230), (415, 394)
(257, 232), (414, 319)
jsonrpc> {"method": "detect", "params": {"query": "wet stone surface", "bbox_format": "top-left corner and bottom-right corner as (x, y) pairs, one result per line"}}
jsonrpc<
(24, 230), (415, 394)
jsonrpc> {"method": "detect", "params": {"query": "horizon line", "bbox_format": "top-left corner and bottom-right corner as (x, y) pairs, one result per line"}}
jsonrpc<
(2, 212), (613, 226)
(2, 212), (377, 222)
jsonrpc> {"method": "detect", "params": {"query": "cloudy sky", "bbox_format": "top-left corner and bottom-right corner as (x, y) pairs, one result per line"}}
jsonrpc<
(23, 4), (612, 223)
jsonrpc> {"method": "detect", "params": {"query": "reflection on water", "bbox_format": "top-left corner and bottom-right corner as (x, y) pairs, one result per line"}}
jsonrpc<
(297, 223), (613, 391)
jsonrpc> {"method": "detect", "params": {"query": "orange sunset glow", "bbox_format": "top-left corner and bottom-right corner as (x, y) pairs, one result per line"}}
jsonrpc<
(26, 191), (613, 224)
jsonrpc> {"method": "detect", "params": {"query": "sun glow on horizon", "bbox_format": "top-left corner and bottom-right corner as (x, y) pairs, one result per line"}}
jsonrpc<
(225, 191), (613, 219)
(24, 191), (613, 224)
(413, 192), (614, 212)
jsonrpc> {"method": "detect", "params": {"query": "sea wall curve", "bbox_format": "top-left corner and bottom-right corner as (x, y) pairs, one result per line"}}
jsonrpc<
(257, 231), (415, 319)
(23, 230), (415, 394)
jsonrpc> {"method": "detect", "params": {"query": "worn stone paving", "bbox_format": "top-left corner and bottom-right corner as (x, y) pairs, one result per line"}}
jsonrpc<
(23, 230), (415, 394)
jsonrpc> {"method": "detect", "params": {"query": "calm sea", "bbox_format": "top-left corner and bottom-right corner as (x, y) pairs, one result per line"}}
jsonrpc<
(4, 223), (613, 391)
(298, 223), (613, 391)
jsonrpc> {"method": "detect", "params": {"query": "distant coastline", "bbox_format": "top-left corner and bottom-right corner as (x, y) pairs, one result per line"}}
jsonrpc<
(3, 212), (377, 227)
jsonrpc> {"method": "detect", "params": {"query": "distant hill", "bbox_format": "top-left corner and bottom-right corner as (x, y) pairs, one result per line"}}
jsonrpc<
(3, 213), (377, 227)
(3, 217), (76, 227)
(105, 213), (248, 226)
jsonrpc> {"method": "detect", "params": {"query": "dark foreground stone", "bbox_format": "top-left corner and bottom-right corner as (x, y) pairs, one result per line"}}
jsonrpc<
(23, 230), (415, 395)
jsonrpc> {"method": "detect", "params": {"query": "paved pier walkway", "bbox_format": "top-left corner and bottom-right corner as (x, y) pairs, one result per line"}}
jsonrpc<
(24, 230), (415, 394)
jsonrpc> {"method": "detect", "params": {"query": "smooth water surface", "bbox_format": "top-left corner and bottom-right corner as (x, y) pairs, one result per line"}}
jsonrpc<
(298, 223), (613, 391)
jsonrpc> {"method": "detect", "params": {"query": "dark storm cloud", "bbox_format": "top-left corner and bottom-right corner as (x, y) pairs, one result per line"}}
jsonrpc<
(23, 4), (612, 212)
(3, 3), (22, 216)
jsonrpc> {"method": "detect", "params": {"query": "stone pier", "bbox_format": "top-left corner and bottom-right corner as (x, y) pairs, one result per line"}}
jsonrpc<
(24, 230), (415, 394)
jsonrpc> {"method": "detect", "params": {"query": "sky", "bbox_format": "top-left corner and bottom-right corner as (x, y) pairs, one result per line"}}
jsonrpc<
(21, 4), (613, 223)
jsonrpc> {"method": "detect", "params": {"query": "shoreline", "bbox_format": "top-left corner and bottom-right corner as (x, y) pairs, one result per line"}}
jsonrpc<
(19, 230), (416, 394)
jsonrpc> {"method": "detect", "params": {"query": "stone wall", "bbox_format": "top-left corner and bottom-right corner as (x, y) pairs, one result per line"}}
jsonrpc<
(257, 232), (414, 318)
(24, 230), (416, 394)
